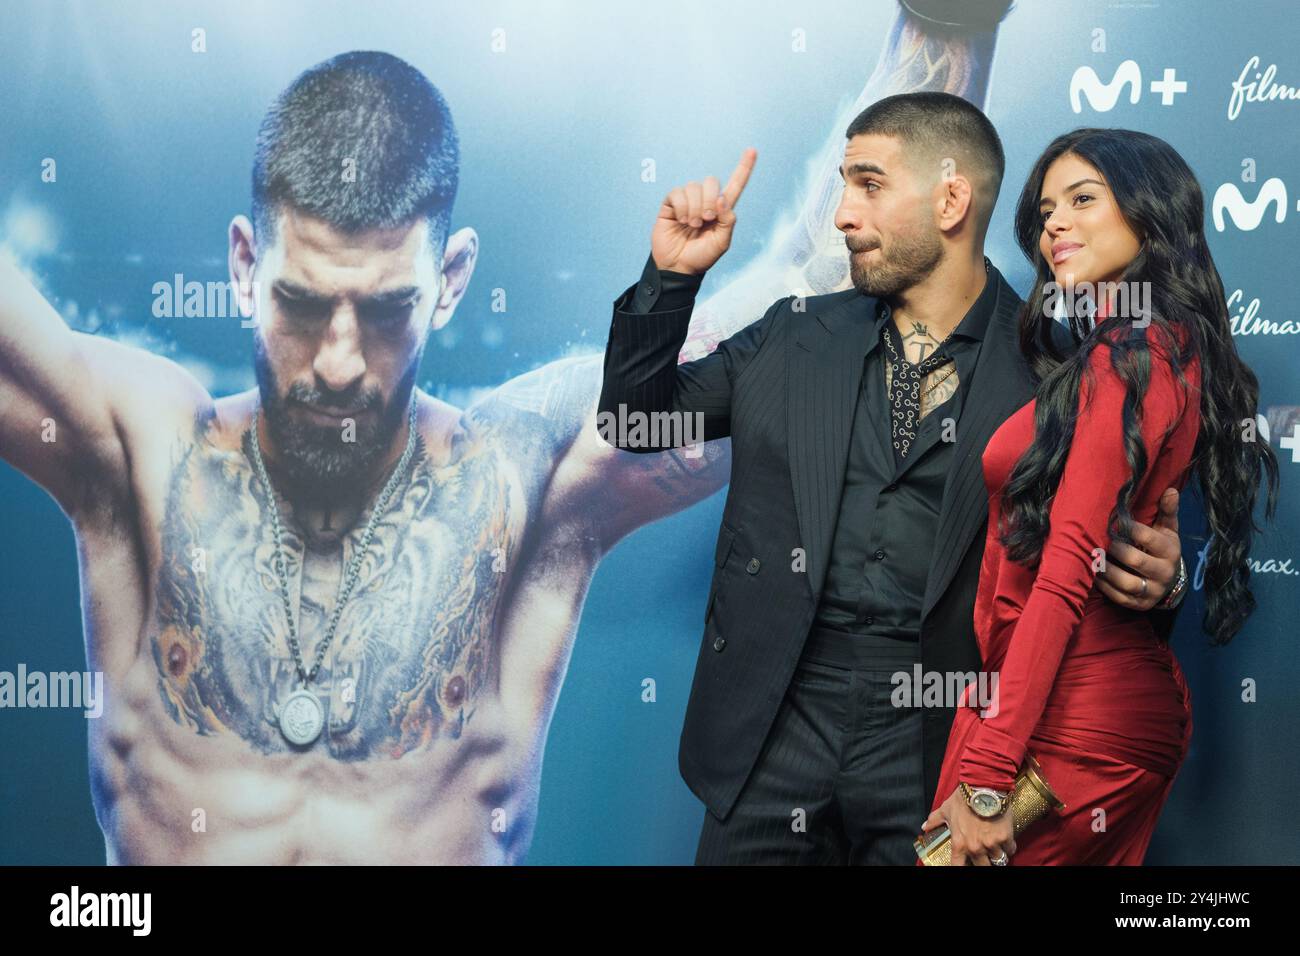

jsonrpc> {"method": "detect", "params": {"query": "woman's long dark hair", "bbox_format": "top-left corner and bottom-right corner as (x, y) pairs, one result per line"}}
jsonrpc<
(1001, 128), (1278, 646)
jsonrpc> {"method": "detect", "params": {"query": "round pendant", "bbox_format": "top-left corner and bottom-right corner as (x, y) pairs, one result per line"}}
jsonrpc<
(278, 688), (325, 746)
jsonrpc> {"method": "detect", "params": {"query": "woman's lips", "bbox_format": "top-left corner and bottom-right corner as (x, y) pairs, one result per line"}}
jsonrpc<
(1052, 242), (1083, 264)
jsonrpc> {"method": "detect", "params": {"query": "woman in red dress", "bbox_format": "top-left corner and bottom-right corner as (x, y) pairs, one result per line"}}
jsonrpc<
(921, 129), (1278, 865)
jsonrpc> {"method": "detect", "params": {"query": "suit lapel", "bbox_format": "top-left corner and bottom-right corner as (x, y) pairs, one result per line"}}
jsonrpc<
(920, 271), (1034, 620)
(787, 291), (878, 600)
(786, 270), (1034, 617)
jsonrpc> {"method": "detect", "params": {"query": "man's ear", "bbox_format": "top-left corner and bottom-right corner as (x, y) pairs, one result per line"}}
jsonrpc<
(935, 173), (975, 233)
(431, 226), (478, 332)
(228, 214), (258, 322)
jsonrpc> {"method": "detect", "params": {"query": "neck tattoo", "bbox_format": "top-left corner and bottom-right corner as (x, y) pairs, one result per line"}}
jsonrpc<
(247, 398), (420, 747)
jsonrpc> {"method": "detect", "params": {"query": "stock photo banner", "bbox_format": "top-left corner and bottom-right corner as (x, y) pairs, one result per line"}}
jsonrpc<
(0, 0), (1295, 903)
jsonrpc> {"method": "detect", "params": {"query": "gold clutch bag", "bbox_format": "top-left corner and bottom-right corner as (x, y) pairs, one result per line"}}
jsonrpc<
(914, 753), (1066, 866)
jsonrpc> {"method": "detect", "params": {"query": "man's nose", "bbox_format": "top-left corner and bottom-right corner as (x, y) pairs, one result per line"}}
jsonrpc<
(313, 309), (367, 393)
(834, 201), (858, 234)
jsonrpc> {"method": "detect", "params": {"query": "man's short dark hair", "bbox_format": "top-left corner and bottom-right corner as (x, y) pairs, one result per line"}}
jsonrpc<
(251, 50), (459, 259)
(845, 91), (1004, 229)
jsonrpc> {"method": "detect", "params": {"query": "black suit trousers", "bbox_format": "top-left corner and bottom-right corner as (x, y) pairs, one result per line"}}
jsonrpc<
(694, 627), (926, 865)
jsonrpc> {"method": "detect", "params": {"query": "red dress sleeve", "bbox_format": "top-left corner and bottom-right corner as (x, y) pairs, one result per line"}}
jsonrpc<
(957, 331), (1191, 792)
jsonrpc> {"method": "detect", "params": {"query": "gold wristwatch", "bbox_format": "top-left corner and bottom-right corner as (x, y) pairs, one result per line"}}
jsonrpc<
(960, 782), (1011, 819)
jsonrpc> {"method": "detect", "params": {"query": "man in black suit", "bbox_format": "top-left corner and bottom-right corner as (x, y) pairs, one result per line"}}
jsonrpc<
(597, 92), (1188, 864)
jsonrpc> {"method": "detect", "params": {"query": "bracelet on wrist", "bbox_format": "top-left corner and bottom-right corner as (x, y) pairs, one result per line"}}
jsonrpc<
(1157, 556), (1188, 610)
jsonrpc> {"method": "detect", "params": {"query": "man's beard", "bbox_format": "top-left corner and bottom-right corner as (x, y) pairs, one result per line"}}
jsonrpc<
(847, 217), (943, 298)
(252, 337), (417, 505)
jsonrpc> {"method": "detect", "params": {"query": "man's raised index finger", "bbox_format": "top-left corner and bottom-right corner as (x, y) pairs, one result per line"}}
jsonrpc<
(722, 148), (757, 208)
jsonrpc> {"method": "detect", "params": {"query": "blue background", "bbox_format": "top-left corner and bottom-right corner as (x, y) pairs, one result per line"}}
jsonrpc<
(1, 0), (1296, 864)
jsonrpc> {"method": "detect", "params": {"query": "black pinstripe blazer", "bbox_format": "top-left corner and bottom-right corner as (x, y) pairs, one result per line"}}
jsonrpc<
(598, 263), (1172, 822)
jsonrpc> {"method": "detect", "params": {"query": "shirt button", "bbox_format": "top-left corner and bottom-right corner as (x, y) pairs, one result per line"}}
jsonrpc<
(865, 616), (875, 626)
(884, 483), (897, 492)
(746, 558), (761, 574)
(713, 637), (727, 652)
(874, 549), (886, 561)
(644, 285), (656, 295)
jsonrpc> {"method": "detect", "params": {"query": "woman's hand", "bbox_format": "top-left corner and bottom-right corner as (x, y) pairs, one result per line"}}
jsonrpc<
(922, 786), (1016, 865)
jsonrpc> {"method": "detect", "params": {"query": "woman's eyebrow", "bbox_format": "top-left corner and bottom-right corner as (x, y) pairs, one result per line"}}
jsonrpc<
(1040, 178), (1107, 207)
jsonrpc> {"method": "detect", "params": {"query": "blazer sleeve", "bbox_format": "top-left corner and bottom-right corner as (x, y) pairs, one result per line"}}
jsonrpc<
(957, 335), (1191, 792)
(597, 274), (791, 452)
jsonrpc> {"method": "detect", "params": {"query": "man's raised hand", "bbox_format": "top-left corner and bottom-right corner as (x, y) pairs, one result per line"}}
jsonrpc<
(651, 148), (756, 276)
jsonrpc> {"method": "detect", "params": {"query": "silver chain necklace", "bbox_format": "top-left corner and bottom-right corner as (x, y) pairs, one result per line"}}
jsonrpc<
(247, 398), (420, 747)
